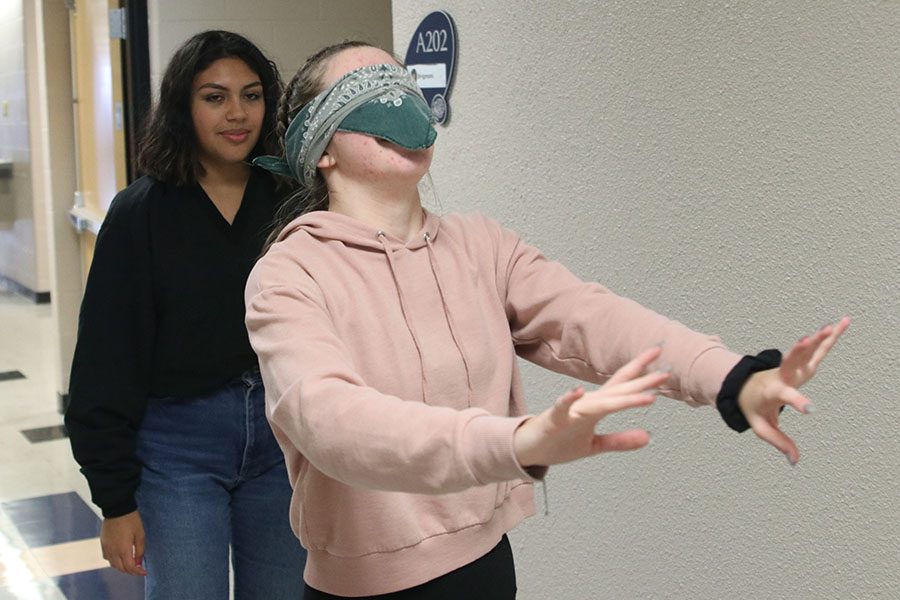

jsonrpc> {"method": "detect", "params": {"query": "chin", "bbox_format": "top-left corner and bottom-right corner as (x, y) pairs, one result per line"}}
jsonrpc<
(394, 159), (432, 182)
(392, 145), (433, 172)
(218, 149), (254, 165)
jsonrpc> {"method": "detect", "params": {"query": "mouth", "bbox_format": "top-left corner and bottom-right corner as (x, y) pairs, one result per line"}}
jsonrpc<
(221, 129), (251, 143)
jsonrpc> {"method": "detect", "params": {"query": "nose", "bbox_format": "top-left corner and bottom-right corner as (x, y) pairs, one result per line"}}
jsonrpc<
(226, 97), (247, 121)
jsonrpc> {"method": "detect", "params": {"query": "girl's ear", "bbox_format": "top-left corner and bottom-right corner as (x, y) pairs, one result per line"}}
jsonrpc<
(317, 152), (336, 169)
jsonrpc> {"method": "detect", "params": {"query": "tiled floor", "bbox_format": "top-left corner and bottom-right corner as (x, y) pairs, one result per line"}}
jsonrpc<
(0, 286), (144, 599)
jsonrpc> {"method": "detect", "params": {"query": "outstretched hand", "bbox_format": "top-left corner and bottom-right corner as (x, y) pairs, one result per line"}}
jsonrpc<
(738, 316), (851, 465)
(513, 347), (669, 468)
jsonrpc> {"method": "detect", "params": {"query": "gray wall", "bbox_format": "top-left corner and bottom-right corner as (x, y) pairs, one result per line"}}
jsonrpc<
(149, 0), (393, 94)
(394, 2), (898, 599)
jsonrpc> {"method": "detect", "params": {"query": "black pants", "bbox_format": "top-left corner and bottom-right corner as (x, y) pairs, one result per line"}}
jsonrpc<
(304, 534), (517, 599)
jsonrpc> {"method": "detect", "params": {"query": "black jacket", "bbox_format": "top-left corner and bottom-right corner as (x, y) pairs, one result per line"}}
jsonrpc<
(65, 168), (281, 517)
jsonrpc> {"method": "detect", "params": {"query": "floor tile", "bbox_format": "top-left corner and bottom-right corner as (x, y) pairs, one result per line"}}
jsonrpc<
(1, 494), (100, 548)
(53, 568), (144, 600)
(0, 579), (66, 600)
(0, 461), (80, 505)
(0, 397), (62, 429)
(0, 286), (127, 598)
(29, 538), (107, 578)
(0, 538), (45, 587)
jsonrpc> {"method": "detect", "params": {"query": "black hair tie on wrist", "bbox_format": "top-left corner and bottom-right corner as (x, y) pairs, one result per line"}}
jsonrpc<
(716, 349), (783, 432)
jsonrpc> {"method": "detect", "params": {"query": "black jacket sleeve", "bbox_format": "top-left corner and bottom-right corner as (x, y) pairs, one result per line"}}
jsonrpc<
(65, 180), (157, 518)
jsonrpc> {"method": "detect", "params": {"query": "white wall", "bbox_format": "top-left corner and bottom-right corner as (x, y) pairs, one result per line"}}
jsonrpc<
(148, 0), (393, 93)
(0, 0), (50, 297)
(393, 2), (898, 599)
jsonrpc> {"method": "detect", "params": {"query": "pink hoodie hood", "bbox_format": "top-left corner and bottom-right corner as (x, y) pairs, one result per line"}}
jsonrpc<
(275, 208), (440, 250)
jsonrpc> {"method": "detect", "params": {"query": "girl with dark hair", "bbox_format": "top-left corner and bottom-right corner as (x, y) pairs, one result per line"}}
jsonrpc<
(246, 42), (849, 598)
(66, 30), (306, 599)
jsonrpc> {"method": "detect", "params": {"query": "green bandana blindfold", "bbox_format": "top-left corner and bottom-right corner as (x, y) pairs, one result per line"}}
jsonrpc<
(253, 63), (436, 187)
(336, 93), (436, 152)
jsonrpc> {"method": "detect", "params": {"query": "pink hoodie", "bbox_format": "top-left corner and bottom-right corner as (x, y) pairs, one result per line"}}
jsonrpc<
(245, 209), (741, 596)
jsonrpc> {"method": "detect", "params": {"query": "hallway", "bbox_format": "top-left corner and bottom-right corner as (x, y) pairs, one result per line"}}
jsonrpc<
(0, 285), (143, 599)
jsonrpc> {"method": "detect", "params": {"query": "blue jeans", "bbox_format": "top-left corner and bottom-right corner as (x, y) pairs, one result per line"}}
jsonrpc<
(136, 369), (306, 599)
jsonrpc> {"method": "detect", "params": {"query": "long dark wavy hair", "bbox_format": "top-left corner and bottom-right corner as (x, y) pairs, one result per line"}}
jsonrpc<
(138, 30), (284, 186)
(263, 40), (372, 250)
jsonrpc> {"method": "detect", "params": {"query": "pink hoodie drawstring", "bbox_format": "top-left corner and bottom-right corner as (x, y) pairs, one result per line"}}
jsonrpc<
(424, 232), (474, 408)
(377, 231), (430, 404)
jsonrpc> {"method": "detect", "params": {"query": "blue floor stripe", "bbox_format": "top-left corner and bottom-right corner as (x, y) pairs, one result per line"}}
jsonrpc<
(1, 492), (100, 547)
(54, 568), (144, 600)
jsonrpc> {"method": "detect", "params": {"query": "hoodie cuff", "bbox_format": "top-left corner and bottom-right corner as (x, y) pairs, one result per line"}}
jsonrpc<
(100, 496), (138, 519)
(685, 347), (743, 405)
(461, 414), (546, 484)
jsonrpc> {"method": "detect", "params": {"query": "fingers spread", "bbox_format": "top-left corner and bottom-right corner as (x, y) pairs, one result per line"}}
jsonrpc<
(780, 386), (813, 415)
(782, 317), (851, 387)
(554, 386), (583, 409)
(809, 316), (850, 369)
(786, 317), (850, 368)
(608, 370), (669, 396)
(592, 429), (651, 453)
(550, 386), (584, 425)
(749, 417), (800, 465)
(573, 391), (656, 419)
(606, 346), (663, 386)
(784, 332), (822, 368)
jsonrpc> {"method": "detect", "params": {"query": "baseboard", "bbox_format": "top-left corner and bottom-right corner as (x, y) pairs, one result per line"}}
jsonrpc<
(0, 273), (51, 304)
(58, 392), (70, 414)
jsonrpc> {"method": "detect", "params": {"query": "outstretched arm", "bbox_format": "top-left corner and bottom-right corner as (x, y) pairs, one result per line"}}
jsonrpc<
(512, 316), (850, 470)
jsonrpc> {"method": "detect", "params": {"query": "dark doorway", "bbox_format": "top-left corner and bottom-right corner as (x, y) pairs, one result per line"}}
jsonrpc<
(119, 0), (151, 182)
